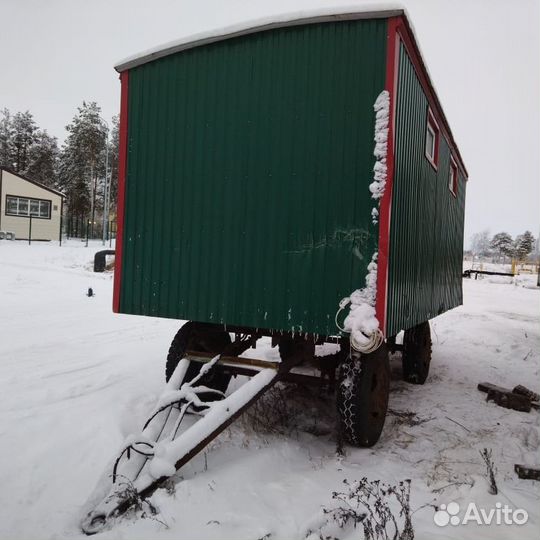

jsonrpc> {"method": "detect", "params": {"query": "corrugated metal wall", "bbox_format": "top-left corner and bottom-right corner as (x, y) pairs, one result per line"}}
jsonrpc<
(119, 19), (387, 336)
(386, 42), (466, 337)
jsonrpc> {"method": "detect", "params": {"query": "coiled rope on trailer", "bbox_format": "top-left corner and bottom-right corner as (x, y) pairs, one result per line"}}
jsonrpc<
(350, 327), (384, 354)
(335, 297), (384, 354)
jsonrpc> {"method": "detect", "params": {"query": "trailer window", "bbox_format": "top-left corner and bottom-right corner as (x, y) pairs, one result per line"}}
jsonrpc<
(425, 109), (439, 169)
(449, 158), (458, 197)
(5, 196), (51, 219)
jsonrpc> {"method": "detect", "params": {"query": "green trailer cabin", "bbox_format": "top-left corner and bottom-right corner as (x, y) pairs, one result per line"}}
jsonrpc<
(82, 10), (469, 527)
(107, 6), (469, 468)
(113, 8), (467, 341)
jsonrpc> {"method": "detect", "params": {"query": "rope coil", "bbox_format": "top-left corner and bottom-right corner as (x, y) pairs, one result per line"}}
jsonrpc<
(335, 296), (384, 354)
(350, 328), (384, 354)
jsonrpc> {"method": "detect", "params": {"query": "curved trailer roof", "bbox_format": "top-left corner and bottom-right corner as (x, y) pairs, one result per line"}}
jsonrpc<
(114, 5), (468, 177)
(114, 4), (405, 72)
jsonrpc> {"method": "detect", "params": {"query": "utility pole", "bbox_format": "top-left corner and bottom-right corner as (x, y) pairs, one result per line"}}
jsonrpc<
(89, 162), (95, 240)
(537, 226), (540, 287)
(102, 120), (110, 246)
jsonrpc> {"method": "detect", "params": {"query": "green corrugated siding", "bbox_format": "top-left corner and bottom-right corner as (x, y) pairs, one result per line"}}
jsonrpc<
(386, 42), (466, 337)
(119, 19), (387, 336)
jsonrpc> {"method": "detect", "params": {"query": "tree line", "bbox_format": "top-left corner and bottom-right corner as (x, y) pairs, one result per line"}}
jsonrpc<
(0, 103), (118, 237)
(470, 230), (536, 261)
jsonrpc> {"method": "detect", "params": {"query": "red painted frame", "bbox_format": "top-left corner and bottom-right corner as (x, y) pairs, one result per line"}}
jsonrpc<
(394, 16), (467, 178)
(375, 16), (399, 337)
(376, 14), (468, 336)
(112, 71), (129, 313)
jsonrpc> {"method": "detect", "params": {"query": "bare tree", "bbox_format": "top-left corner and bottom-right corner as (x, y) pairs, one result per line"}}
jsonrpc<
(470, 230), (491, 258)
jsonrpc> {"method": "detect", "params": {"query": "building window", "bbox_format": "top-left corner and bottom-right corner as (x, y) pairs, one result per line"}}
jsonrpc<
(425, 109), (439, 169)
(449, 158), (458, 197)
(5, 196), (51, 219)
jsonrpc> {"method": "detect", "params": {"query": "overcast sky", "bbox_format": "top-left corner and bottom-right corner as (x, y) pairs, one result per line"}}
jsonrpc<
(1, 0), (538, 243)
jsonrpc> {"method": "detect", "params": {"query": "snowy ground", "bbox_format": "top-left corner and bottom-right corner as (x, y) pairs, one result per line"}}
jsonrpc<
(0, 240), (539, 540)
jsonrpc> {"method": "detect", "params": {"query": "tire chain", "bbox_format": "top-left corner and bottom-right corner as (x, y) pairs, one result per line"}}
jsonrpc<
(336, 356), (363, 446)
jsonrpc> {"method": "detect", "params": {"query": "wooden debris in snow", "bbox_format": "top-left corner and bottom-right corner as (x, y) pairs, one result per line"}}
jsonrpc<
(512, 384), (540, 403)
(477, 382), (540, 412)
(514, 464), (540, 481)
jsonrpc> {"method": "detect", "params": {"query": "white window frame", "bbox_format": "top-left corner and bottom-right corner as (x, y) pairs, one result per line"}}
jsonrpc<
(449, 157), (458, 197)
(5, 195), (51, 219)
(425, 109), (439, 169)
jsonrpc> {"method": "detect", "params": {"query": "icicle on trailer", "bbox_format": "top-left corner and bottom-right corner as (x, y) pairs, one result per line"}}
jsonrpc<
(82, 7), (468, 534)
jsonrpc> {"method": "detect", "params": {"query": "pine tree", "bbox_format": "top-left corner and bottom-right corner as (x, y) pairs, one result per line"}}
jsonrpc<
(0, 108), (15, 169)
(12, 111), (37, 172)
(490, 232), (514, 261)
(24, 130), (59, 186)
(58, 102), (107, 236)
(58, 140), (93, 237)
(514, 231), (535, 261)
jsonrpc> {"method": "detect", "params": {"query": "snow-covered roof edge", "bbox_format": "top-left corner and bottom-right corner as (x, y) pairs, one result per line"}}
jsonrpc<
(114, 4), (405, 72)
(0, 167), (65, 198)
(114, 3), (468, 177)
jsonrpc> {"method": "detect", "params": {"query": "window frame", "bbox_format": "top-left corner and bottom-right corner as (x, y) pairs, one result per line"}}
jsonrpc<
(448, 157), (458, 198)
(5, 195), (52, 220)
(425, 108), (440, 170)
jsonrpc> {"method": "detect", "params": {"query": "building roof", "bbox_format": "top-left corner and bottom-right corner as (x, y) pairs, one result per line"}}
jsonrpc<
(0, 167), (65, 198)
(114, 4), (467, 177)
(114, 4), (405, 72)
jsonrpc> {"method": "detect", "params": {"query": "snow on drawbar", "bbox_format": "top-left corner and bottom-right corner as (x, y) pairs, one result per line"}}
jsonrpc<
(336, 90), (389, 353)
(81, 356), (279, 535)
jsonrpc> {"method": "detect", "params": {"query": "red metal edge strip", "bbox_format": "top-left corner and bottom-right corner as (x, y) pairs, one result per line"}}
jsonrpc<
(375, 16), (399, 337)
(113, 70), (129, 313)
(396, 16), (468, 179)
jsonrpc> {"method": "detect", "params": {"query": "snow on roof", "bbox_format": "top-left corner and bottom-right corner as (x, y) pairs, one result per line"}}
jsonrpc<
(114, 3), (406, 72)
(113, 3), (468, 177)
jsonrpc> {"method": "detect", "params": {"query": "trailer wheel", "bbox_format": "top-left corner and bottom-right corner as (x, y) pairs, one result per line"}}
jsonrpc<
(278, 335), (315, 368)
(402, 321), (432, 384)
(336, 345), (390, 447)
(165, 322), (232, 398)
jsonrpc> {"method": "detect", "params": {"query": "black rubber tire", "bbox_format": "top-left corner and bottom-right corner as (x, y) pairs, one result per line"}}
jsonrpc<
(278, 335), (315, 367)
(165, 322), (232, 398)
(402, 321), (432, 385)
(336, 345), (390, 447)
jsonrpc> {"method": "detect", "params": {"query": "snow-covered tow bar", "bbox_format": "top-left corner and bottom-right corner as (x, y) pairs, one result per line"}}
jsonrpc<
(80, 316), (397, 534)
(81, 350), (286, 535)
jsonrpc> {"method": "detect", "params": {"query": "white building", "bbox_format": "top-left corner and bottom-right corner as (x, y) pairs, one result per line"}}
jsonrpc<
(0, 168), (64, 241)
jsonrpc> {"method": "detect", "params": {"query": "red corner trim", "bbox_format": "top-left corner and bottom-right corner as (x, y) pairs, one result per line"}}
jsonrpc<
(375, 16), (399, 337)
(395, 16), (467, 179)
(113, 70), (129, 313)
